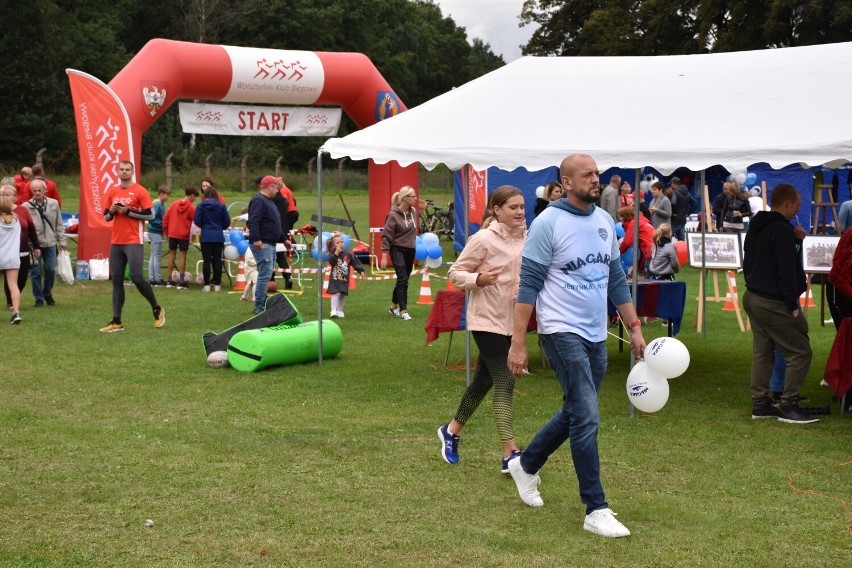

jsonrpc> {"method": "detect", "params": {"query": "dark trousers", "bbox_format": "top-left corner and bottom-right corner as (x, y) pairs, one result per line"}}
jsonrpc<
(390, 245), (415, 311)
(826, 281), (852, 330)
(200, 242), (225, 286)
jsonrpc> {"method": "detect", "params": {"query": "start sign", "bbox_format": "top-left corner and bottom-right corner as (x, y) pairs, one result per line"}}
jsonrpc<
(178, 102), (341, 137)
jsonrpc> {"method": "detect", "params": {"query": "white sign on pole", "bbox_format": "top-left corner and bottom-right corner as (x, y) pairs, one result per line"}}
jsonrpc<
(178, 102), (341, 137)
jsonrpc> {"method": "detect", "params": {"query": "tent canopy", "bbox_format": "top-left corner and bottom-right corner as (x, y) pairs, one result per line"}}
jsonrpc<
(322, 42), (852, 175)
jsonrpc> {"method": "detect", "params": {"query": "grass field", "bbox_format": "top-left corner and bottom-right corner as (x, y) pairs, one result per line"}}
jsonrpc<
(1, 183), (849, 567)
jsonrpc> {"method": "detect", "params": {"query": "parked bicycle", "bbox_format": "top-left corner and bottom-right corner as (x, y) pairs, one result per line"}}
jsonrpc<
(419, 200), (454, 239)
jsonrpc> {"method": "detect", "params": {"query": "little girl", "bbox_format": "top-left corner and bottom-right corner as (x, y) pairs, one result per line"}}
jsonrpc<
(326, 234), (364, 318)
(647, 223), (680, 281)
(239, 247), (258, 302)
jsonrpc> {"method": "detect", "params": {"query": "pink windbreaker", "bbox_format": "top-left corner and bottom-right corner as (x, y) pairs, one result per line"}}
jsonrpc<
(448, 220), (525, 335)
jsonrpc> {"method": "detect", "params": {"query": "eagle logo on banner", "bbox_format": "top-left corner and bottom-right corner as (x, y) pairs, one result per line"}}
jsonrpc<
(142, 84), (167, 117)
(375, 91), (400, 121)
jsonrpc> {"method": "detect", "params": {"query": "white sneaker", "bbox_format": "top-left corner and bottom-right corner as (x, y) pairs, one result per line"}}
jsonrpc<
(401, 312), (413, 321)
(214, 285), (221, 292)
(583, 508), (631, 538)
(337, 312), (345, 318)
(508, 455), (543, 507)
(202, 285), (211, 293)
(330, 310), (339, 318)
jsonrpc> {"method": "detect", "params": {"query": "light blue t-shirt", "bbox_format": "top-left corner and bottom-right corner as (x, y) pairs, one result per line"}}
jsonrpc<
(522, 201), (622, 341)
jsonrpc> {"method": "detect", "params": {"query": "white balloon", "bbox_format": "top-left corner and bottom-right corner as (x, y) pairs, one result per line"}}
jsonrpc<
(425, 255), (443, 269)
(535, 185), (545, 199)
(224, 245), (240, 261)
(644, 337), (690, 379)
(734, 172), (747, 185)
(626, 362), (670, 413)
(421, 232), (440, 246)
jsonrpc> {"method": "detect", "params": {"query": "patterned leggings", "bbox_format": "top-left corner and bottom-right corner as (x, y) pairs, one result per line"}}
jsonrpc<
(453, 331), (516, 442)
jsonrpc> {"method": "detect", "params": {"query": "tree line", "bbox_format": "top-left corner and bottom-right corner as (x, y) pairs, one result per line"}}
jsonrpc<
(0, 0), (503, 174)
(4, 0), (851, 177)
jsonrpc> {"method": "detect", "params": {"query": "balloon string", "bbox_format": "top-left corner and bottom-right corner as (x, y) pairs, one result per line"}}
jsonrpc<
(607, 312), (631, 344)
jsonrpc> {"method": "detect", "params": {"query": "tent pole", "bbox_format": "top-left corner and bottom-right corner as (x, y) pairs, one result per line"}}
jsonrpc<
(629, 168), (642, 418)
(698, 169), (707, 338)
(463, 166), (471, 387)
(317, 150), (324, 365)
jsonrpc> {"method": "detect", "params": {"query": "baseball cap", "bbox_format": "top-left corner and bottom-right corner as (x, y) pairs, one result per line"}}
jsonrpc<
(260, 175), (283, 187)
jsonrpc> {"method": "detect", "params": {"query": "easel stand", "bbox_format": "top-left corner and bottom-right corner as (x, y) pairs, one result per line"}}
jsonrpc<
(811, 184), (840, 235)
(696, 268), (749, 332)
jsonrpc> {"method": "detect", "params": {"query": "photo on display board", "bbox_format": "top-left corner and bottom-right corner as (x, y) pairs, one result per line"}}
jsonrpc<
(686, 232), (742, 269)
(802, 235), (840, 273)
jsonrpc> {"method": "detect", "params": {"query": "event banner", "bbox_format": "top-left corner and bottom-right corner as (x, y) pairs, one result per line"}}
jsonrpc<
(466, 165), (487, 225)
(178, 102), (341, 137)
(66, 70), (133, 230)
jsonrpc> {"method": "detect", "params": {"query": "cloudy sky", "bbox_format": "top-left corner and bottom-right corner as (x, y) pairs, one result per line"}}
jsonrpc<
(432, 0), (537, 62)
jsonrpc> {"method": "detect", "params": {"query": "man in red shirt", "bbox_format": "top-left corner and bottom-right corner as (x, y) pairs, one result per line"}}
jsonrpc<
(24, 165), (62, 207)
(99, 161), (165, 332)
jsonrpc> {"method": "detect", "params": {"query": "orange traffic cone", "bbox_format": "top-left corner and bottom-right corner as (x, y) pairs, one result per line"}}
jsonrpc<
(445, 277), (456, 291)
(417, 269), (433, 305)
(722, 270), (738, 311)
(322, 269), (332, 298)
(233, 257), (246, 291)
(348, 268), (358, 290)
(800, 284), (816, 308)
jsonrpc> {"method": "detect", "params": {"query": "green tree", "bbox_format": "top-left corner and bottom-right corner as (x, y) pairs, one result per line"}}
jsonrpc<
(521, 0), (852, 56)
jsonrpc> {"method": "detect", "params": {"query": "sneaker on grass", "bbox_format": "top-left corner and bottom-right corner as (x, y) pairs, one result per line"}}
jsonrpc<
(508, 455), (543, 507)
(99, 321), (124, 333)
(388, 306), (401, 317)
(401, 312), (413, 321)
(583, 508), (631, 538)
(10, 312), (21, 324)
(153, 306), (166, 328)
(776, 402), (819, 424)
(501, 449), (522, 475)
(751, 397), (778, 419)
(437, 424), (459, 464)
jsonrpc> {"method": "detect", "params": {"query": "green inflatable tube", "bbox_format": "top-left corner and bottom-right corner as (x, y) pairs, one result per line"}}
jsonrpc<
(227, 320), (343, 372)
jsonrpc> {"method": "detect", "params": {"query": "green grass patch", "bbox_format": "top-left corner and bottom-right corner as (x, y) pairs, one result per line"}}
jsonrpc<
(1, 189), (849, 566)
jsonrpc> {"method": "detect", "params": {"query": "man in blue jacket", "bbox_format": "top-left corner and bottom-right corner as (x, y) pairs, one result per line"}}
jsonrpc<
(247, 176), (282, 314)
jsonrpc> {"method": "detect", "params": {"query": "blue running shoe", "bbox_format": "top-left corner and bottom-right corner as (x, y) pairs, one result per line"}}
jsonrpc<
(501, 449), (522, 474)
(437, 424), (459, 464)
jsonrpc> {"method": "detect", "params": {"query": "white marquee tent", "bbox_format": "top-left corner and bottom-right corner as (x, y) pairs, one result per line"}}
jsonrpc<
(322, 41), (852, 175)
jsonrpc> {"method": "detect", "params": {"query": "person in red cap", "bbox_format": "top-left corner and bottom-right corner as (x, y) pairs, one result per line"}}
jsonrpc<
(247, 176), (282, 314)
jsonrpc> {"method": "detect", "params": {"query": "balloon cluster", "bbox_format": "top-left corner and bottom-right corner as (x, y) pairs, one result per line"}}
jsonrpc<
(731, 171), (758, 189)
(225, 229), (249, 260)
(416, 232), (443, 268)
(625, 337), (690, 413)
(312, 231), (352, 261)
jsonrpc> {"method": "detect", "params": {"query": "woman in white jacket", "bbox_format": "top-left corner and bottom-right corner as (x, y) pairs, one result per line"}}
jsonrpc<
(437, 185), (527, 473)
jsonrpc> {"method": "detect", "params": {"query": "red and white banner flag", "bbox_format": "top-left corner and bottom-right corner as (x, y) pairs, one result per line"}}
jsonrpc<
(466, 165), (488, 225)
(67, 70), (133, 230)
(178, 102), (341, 137)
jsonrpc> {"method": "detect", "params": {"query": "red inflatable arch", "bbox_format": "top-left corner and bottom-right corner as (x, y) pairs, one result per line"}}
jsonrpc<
(67, 38), (418, 260)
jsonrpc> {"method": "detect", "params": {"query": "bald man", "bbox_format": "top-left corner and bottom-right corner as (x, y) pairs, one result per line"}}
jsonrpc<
(506, 153), (645, 538)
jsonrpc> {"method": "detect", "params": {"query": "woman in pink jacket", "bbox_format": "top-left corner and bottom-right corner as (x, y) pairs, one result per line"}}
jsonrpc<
(437, 185), (526, 473)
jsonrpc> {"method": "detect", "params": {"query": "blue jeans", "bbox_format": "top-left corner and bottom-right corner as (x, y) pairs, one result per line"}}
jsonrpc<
(148, 232), (164, 281)
(249, 243), (276, 312)
(671, 224), (686, 242)
(770, 348), (786, 394)
(30, 245), (57, 301)
(522, 332), (609, 514)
